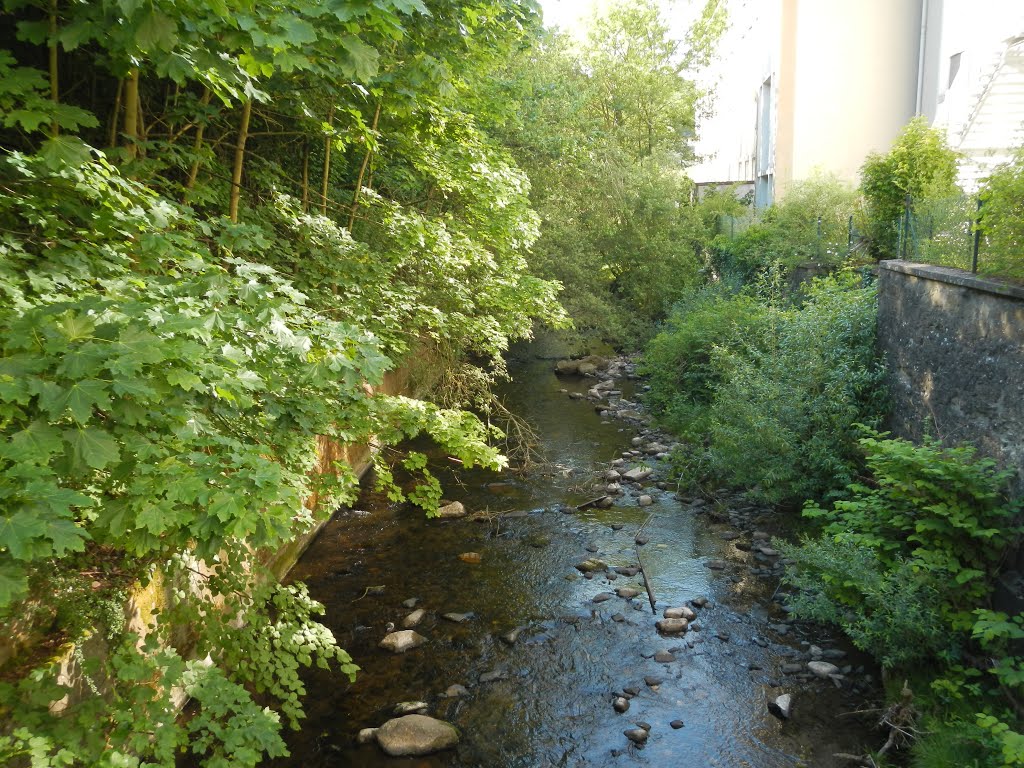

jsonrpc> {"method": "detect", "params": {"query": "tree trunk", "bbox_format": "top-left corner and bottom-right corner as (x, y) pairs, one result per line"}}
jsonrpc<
(228, 99), (252, 223)
(184, 88), (212, 196)
(320, 106), (334, 215)
(48, 0), (59, 137)
(108, 78), (123, 148)
(123, 68), (140, 159)
(348, 101), (382, 232)
(301, 138), (310, 212)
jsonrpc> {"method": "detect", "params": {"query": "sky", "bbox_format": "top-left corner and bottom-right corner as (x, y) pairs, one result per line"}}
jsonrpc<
(537, 0), (698, 42)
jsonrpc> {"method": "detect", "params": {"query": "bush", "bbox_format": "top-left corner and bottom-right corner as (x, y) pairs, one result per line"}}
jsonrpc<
(704, 274), (884, 502)
(708, 174), (859, 283)
(980, 145), (1024, 281)
(860, 117), (960, 258)
(640, 286), (769, 436)
(644, 272), (885, 504)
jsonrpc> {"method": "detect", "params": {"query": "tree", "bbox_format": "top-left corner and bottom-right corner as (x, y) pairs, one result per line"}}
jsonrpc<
(860, 116), (960, 258)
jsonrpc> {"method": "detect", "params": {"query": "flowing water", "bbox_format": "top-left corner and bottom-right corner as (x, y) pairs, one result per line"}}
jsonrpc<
(271, 348), (880, 768)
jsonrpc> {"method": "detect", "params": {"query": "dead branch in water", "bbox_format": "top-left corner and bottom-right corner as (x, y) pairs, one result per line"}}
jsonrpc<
(635, 513), (656, 612)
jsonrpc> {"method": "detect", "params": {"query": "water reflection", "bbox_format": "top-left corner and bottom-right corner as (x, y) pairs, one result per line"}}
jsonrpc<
(270, 354), (876, 767)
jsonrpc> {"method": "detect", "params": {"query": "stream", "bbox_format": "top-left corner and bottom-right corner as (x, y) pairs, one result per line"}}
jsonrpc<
(270, 346), (880, 767)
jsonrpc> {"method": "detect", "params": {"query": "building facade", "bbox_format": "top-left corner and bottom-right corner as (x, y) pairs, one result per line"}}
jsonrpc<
(690, 0), (1024, 204)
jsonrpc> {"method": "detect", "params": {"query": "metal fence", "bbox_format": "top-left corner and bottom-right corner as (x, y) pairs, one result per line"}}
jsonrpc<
(717, 196), (1023, 283)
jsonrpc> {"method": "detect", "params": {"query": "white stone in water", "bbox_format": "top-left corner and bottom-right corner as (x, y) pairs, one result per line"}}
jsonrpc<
(402, 608), (426, 628)
(769, 693), (792, 720)
(379, 630), (426, 654)
(663, 606), (696, 621)
(357, 727), (379, 745)
(656, 617), (689, 634)
(807, 661), (840, 678)
(393, 701), (429, 715)
(623, 467), (653, 482)
(376, 715), (459, 756)
(434, 501), (466, 519)
(638, 495), (654, 507)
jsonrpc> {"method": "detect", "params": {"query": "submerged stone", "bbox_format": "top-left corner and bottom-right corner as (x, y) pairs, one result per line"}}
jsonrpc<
(376, 715), (459, 756)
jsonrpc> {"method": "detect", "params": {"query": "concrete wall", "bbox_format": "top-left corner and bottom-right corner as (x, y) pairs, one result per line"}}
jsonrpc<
(877, 260), (1024, 494)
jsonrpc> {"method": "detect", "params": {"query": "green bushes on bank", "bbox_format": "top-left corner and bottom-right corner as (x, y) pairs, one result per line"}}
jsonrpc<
(643, 272), (885, 504)
(781, 434), (1022, 766)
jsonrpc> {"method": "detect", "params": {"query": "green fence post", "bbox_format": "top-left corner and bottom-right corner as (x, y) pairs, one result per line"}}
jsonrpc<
(972, 197), (983, 273)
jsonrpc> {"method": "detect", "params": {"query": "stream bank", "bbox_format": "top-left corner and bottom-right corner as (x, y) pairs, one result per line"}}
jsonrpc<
(270, 348), (883, 767)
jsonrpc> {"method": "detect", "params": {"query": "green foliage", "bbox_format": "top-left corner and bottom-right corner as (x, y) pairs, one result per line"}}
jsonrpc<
(646, 273), (884, 504)
(860, 116), (960, 258)
(782, 434), (1022, 768)
(979, 145), (1024, 281)
(490, 1), (719, 342)
(0, 0), (566, 763)
(797, 435), (1019, 632)
(640, 286), (768, 436)
(710, 173), (859, 282)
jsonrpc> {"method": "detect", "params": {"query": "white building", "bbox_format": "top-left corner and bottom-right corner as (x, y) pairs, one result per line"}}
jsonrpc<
(690, 0), (1024, 204)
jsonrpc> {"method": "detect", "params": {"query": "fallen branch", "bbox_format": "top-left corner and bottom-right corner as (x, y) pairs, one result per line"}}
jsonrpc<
(635, 513), (656, 612)
(576, 495), (609, 511)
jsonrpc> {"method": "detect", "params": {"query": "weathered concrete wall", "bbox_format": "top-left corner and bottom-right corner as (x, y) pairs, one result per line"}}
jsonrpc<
(877, 261), (1024, 495)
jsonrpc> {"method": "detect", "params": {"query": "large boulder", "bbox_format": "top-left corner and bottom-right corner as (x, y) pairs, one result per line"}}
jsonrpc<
(375, 715), (459, 756)
(434, 501), (467, 519)
(379, 630), (426, 654)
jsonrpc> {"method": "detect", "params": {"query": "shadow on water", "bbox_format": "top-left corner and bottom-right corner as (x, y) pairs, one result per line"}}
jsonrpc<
(269, 352), (880, 768)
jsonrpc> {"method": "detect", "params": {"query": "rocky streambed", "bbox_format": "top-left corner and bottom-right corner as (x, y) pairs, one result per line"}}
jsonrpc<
(271, 350), (882, 767)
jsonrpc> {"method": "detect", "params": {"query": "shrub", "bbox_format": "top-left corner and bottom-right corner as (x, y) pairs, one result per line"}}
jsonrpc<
(708, 174), (859, 283)
(700, 273), (885, 503)
(860, 116), (960, 258)
(640, 286), (769, 436)
(979, 145), (1024, 281)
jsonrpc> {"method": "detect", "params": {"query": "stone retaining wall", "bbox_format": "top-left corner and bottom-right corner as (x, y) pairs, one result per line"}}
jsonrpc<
(876, 260), (1024, 495)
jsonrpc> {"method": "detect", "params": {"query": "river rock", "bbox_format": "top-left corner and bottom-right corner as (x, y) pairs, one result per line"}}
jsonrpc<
(379, 630), (426, 654)
(500, 626), (525, 645)
(624, 728), (649, 745)
(635, 534), (650, 546)
(592, 592), (615, 603)
(808, 661), (840, 678)
(638, 495), (654, 507)
(656, 618), (689, 634)
(663, 606), (696, 621)
(458, 552), (482, 564)
(670, 719), (685, 729)
(605, 469), (622, 481)
(575, 558), (607, 573)
(442, 612), (474, 623)
(768, 693), (793, 720)
(376, 715), (459, 757)
(357, 727), (379, 745)
(616, 587), (641, 599)
(614, 566), (641, 577)
(554, 359), (580, 375)
(622, 467), (653, 482)
(613, 697), (630, 713)
(445, 684), (468, 698)
(393, 701), (429, 715)
(479, 669), (508, 684)
(402, 597), (419, 608)
(403, 608), (427, 628)
(644, 675), (662, 687)
(654, 650), (676, 663)
(704, 560), (728, 570)
(435, 501), (466, 519)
